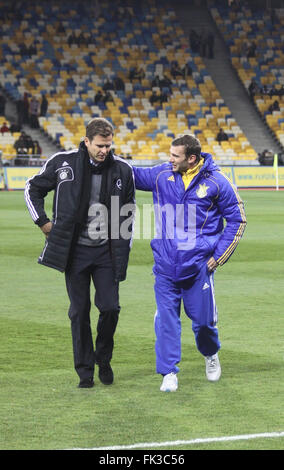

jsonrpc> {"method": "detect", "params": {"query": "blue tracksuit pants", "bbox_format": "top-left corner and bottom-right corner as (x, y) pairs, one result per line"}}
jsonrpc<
(154, 262), (221, 375)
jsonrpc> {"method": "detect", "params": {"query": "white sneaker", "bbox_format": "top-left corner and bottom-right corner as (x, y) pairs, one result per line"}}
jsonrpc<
(160, 373), (178, 392)
(205, 353), (221, 382)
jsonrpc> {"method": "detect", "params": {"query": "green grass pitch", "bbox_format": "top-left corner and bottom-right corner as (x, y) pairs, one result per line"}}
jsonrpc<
(0, 189), (283, 450)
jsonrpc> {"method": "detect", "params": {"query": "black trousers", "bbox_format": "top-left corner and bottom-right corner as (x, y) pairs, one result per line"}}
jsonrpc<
(65, 243), (120, 381)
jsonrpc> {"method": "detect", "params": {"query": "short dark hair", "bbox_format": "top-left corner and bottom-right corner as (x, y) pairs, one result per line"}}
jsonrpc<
(172, 134), (202, 162)
(86, 117), (114, 141)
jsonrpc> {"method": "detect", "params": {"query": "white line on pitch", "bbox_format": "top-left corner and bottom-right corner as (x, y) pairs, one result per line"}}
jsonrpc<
(71, 431), (284, 450)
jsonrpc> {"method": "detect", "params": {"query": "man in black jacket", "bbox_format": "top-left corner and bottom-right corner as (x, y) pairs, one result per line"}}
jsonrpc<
(25, 118), (135, 388)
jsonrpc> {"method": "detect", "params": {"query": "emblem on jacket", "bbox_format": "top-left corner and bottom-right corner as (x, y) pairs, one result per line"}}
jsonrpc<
(168, 175), (175, 182)
(196, 183), (209, 198)
(116, 178), (122, 190)
(56, 166), (73, 182)
(59, 169), (69, 180)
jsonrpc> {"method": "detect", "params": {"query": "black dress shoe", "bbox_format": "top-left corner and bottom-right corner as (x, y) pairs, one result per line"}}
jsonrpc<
(98, 363), (113, 385)
(78, 378), (94, 388)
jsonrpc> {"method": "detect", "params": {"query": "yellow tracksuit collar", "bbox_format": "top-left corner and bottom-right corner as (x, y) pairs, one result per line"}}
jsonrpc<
(181, 157), (204, 190)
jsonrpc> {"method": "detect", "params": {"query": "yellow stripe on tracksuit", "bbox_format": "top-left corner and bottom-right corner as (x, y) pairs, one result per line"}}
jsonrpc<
(216, 222), (246, 265)
(216, 172), (247, 265)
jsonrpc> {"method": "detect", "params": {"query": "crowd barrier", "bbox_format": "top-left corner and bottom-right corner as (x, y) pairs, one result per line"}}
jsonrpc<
(0, 164), (283, 190)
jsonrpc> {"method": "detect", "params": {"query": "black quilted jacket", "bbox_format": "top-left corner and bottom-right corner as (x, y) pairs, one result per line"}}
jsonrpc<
(25, 142), (135, 282)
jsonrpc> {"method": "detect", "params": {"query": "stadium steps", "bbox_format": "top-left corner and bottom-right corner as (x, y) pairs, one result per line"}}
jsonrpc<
(21, 125), (59, 159)
(174, 4), (282, 155)
(0, 88), (59, 159)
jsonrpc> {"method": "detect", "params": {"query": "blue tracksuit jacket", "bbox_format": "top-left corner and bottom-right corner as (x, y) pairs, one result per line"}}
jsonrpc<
(133, 153), (246, 281)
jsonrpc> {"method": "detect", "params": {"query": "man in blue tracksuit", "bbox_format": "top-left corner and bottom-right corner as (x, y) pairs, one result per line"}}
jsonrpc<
(133, 134), (246, 392)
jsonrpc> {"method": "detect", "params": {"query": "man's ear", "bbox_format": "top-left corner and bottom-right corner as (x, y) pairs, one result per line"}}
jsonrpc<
(189, 154), (197, 164)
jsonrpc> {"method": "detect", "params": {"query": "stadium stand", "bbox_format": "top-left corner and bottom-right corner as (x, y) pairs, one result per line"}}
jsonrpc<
(210, 2), (284, 152)
(0, 116), (43, 166)
(0, 0), (281, 165)
(0, 116), (16, 162)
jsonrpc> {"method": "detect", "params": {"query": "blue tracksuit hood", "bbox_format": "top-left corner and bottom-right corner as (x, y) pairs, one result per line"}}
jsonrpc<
(200, 152), (220, 173)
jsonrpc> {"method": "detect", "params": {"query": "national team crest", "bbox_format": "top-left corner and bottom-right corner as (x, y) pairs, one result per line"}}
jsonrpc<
(196, 183), (209, 198)
(59, 169), (69, 180)
(56, 166), (74, 182)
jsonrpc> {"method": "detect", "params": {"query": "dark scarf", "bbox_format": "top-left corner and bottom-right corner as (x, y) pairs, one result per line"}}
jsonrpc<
(90, 151), (114, 208)
(75, 143), (113, 223)
(90, 152), (113, 174)
(67, 144), (115, 268)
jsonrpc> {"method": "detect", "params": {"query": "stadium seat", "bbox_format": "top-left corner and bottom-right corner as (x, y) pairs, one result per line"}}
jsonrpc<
(211, 4), (284, 152)
(0, 0), (266, 164)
